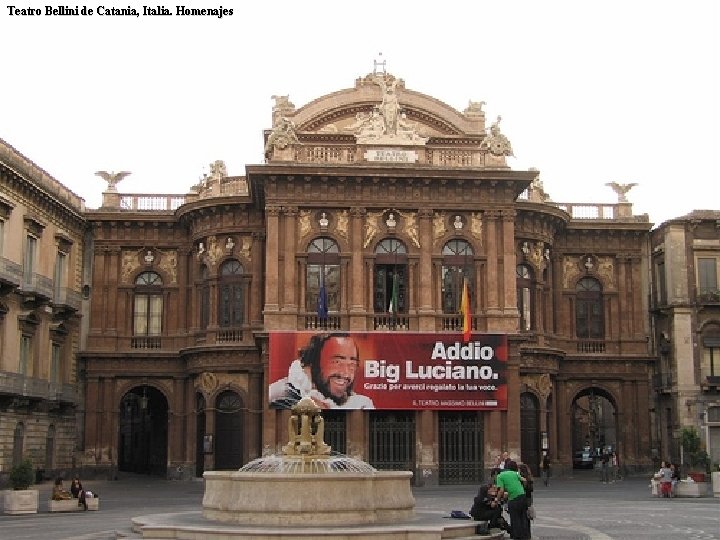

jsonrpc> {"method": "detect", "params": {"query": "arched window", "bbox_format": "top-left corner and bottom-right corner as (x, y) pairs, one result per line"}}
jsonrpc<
(517, 264), (534, 331)
(306, 237), (340, 312)
(576, 277), (604, 338)
(199, 265), (209, 329)
(373, 239), (407, 313)
(441, 239), (475, 314)
(134, 272), (163, 336)
(219, 259), (244, 327)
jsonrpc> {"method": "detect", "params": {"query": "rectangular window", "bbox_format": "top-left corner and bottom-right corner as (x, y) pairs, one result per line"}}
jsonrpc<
(134, 296), (148, 335)
(19, 335), (31, 375)
(148, 295), (162, 335)
(0, 219), (4, 256)
(54, 251), (67, 300)
(50, 343), (61, 383)
(698, 258), (718, 295)
(24, 235), (37, 285)
(656, 261), (666, 305)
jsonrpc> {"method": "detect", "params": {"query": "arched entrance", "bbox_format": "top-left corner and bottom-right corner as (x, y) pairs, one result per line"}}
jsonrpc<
(118, 385), (168, 476)
(571, 387), (617, 467)
(214, 390), (244, 470)
(520, 392), (541, 475)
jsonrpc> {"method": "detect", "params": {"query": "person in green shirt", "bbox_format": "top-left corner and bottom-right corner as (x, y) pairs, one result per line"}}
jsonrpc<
(495, 460), (530, 539)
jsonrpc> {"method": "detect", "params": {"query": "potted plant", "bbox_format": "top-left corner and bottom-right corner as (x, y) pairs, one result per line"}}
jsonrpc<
(681, 427), (709, 483)
(3, 459), (38, 514)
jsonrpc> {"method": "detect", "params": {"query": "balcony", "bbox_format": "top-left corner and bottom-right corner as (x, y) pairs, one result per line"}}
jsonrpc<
(702, 375), (720, 390)
(131, 336), (162, 349)
(697, 289), (720, 304)
(652, 373), (673, 392)
(0, 256), (23, 290)
(302, 314), (343, 330)
(0, 371), (78, 404)
(53, 287), (82, 314)
(19, 273), (54, 301)
(576, 340), (606, 354)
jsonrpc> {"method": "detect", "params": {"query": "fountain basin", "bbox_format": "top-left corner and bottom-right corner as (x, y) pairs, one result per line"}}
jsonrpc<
(203, 470), (415, 525)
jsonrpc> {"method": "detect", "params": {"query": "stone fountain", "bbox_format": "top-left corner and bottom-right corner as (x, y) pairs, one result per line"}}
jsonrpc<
(131, 397), (498, 539)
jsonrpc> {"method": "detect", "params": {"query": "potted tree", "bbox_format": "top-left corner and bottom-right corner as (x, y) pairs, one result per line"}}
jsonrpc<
(681, 427), (709, 483)
(3, 459), (38, 514)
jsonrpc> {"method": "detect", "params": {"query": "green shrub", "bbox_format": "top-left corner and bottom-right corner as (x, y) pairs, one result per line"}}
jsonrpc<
(9, 459), (34, 490)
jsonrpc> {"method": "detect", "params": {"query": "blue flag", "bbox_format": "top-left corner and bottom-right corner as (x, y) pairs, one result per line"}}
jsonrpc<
(317, 278), (328, 320)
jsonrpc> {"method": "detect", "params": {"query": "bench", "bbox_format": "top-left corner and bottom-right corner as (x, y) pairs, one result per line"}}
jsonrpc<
(49, 497), (99, 512)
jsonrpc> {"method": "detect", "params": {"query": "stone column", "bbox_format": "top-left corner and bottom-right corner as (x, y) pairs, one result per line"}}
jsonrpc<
(485, 211), (499, 314)
(418, 209), (433, 321)
(282, 206), (298, 311)
(349, 207), (366, 330)
(250, 232), (265, 326)
(264, 206), (281, 313)
(501, 210), (518, 318)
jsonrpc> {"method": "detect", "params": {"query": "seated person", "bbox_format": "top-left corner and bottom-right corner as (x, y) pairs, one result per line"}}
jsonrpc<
(52, 478), (72, 500)
(470, 482), (506, 531)
(70, 477), (88, 510)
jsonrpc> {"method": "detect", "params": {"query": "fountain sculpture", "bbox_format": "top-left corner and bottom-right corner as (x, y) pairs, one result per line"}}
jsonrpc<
(131, 397), (497, 539)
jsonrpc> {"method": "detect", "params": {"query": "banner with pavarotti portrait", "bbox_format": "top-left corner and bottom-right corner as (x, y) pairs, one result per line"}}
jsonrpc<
(268, 332), (507, 410)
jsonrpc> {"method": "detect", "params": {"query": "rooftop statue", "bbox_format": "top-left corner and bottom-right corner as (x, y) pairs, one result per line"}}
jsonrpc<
(481, 116), (514, 157)
(605, 182), (638, 203)
(353, 73), (428, 146)
(95, 170), (131, 192)
(265, 117), (300, 159)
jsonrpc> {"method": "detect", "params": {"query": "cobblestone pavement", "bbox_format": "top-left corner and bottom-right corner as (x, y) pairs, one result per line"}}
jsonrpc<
(1, 473), (718, 539)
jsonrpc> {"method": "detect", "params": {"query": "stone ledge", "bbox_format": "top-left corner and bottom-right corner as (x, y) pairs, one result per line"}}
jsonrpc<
(49, 498), (100, 512)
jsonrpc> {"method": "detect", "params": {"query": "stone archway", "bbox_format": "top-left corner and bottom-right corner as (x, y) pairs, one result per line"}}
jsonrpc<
(571, 387), (617, 466)
(118, 385), (168, 476)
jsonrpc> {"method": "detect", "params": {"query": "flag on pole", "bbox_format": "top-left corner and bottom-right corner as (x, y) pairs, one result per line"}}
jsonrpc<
(459, 278), (471, 343)
(388, 272), (399, 315)
(317, 274), (328, 320)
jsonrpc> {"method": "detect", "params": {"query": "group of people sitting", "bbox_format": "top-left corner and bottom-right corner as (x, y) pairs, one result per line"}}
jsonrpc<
(653, 461), (681, 498)
(469, 452), (535, 540)
(51, 477), (94, 510)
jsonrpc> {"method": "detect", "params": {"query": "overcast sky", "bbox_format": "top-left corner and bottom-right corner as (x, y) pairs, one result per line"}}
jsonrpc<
(1, 0), (718, 226)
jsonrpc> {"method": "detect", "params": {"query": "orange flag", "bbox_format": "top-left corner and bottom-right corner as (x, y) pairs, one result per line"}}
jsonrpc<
(459, 279), (471, 343)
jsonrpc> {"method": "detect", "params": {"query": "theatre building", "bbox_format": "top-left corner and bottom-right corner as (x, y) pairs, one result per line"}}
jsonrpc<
(72, 70), (657, 483)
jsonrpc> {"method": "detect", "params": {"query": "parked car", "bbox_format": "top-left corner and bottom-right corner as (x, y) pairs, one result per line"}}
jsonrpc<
(573, 450), (595, 469)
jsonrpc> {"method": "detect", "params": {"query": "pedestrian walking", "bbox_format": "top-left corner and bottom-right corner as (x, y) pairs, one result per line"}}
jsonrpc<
(541, 451), (550, 486)
(600, 449), (610, 484)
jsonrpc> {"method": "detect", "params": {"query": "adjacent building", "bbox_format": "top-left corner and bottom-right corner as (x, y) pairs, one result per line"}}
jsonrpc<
(0, 139), (87, 480)
(650, 210), (720, 467)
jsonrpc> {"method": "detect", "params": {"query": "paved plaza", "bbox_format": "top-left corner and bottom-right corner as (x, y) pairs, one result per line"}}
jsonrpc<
(1, 472), (718, 540)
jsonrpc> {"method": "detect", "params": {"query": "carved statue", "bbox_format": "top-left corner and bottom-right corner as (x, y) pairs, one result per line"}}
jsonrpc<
(95, 170), (131, 192)
(464, 100), (486, 115)
(399, 210), (420, 248)
(470, 212), (483, 241)
(364, 211), (382, 248)
(336, 210), (349, 239)
(241, 236), (252, 260)
(281, 396), (331, 457)
(433, 212), (447, 242)
(481, 116), (514, 157)
(298, 210), (312, 238)
(605, 182), (638, 203)
(265, 117), (299, 158)
(121, 251), (138, 283)
(271, 95), (295, 127)
(373, 73), (400, 135)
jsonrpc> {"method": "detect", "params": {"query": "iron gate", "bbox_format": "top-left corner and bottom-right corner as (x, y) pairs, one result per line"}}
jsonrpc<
(369, 411), (415, 471)
(323, 411), (347, 454)
(439, 411), (484, 484)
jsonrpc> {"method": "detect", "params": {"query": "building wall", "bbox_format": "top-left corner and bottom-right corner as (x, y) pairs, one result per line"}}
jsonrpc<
(0, 140), (86, 484)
